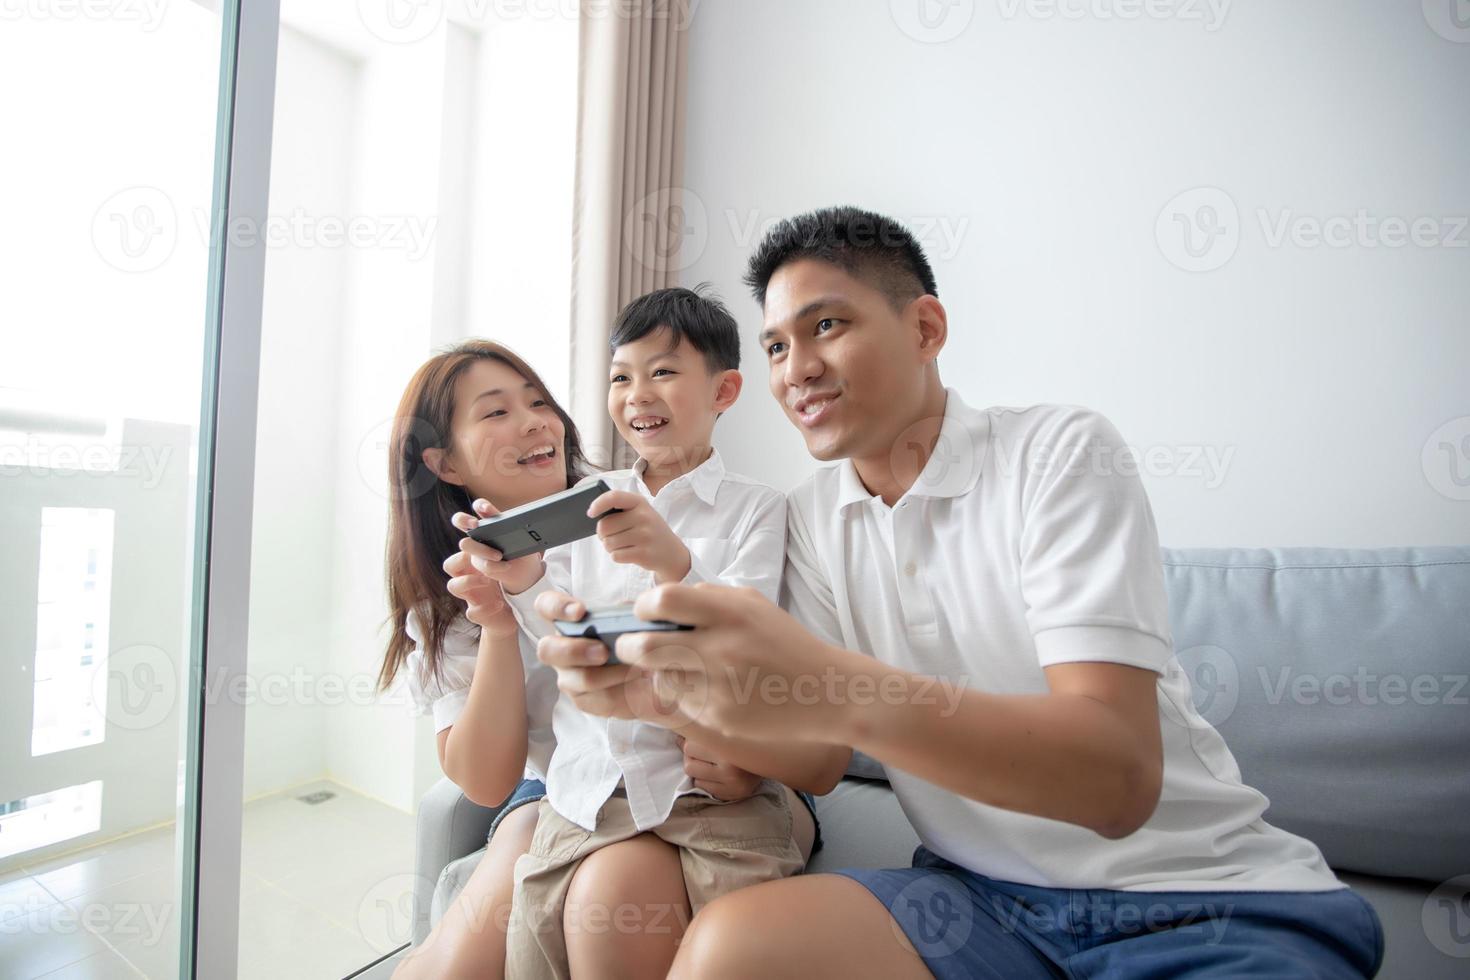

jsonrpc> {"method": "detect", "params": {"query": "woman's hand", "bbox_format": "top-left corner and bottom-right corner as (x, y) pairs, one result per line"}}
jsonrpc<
(587, 490), (691, 584)
(442, 549), (520, 636)
(450, 498), (545, 595)
(676, 734), (763, 801)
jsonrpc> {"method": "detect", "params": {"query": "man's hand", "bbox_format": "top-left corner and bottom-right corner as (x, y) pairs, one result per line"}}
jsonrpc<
(614, 583), (858, 743)
(588, 490), (691, 584)
(533, 589), (647, 716)
(676, 734), (764, 801)
(450, 498), (545, 595)
(533, 588), (711, 732)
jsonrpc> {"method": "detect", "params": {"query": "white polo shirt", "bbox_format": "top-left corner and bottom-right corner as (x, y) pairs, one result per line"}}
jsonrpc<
(507, 450), (787, 832)
(784, 389), (1342, 892)
(401, 609), (558, 783)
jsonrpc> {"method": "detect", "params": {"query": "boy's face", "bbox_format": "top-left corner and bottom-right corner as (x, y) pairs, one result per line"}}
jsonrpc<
(608, 330), (739, 470)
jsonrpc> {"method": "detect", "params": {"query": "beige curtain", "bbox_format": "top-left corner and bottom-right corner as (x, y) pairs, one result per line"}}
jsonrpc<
(569, 0), (692, 470)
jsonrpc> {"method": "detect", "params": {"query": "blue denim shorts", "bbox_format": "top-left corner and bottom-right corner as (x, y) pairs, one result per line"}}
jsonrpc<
(834, 845), (1384, 979)
(487, 777), (548, 840)
(488, 777), (823, 855)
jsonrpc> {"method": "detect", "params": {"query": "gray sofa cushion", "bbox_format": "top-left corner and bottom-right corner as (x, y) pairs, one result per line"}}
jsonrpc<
(1163, 547), (1470, 882)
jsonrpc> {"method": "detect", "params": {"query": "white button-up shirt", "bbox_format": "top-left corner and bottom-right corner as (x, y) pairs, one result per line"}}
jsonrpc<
(783, 388), (1340, 892)
(507, 450), (786, 832)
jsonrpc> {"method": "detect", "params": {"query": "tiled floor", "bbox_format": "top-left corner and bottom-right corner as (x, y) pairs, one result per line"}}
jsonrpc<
(0, 779), (415, 980)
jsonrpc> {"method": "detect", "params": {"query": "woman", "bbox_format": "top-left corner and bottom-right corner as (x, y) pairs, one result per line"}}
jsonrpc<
(380, 340), (815, 978)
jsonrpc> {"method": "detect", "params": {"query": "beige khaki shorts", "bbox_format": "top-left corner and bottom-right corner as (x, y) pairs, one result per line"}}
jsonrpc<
(505, 781), (803, 980)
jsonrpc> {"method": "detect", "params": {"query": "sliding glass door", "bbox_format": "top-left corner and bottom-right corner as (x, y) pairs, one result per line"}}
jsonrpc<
(4, 3), (576, 975)
(0, 1), (279, 977)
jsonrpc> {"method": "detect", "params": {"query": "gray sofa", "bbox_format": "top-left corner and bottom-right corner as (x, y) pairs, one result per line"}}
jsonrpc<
(413, 547), (1470, 978)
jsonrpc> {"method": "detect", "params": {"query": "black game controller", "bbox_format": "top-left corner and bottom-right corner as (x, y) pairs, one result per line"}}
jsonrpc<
(552, 608), (694, 665)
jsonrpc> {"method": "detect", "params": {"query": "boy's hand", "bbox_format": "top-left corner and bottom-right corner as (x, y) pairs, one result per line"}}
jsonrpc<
(588, 490), (690, 584)
(451, 498), (545, 595)
(676, 734), (763, 802)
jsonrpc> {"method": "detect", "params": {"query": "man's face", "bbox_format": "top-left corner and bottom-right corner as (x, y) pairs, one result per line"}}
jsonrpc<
(759, 258), (928, 462)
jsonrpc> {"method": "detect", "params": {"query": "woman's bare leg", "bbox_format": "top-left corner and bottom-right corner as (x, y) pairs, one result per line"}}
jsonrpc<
(563, 832), (690, 980)
(392, 803), (539, 980)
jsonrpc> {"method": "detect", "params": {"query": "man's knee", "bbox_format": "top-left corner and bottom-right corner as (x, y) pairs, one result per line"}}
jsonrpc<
(670, 888), (785, 979)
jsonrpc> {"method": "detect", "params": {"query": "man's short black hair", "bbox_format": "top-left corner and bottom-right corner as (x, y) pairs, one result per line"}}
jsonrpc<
(610, 285), (740, 373)
(743, 206), (939, 310)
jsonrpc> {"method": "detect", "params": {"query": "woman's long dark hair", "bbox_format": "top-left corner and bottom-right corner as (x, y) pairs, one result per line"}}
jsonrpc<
(377, 340), (591, 692)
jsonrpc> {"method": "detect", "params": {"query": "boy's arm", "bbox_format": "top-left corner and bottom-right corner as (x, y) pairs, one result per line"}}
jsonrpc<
(676, 488), (786, 602)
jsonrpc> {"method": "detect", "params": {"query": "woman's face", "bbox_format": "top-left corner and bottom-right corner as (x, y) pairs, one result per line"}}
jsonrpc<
(439, 358), (568, 510)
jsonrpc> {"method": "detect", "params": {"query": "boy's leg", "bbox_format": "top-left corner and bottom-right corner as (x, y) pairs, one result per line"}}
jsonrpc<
(654, 783), (805, 918)
(563, 832), (691, 980)
(392, 802), (539, 980)
(506, 798), (641, 980)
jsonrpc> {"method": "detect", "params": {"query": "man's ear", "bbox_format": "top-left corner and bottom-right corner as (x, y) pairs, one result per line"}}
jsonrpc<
(421, 446), (466, 487)
(712, 369), (743, 414)
(910, 295), (948, 366)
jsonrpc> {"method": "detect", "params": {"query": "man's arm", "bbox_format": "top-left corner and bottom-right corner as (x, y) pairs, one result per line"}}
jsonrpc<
(622, 587), (1165, 840)
(831, 649), (1163, 839)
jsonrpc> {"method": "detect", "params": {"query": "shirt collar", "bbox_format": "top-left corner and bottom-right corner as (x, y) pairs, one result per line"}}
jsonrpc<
(836, 387), (989, 512)
(632, 448), (725, 506)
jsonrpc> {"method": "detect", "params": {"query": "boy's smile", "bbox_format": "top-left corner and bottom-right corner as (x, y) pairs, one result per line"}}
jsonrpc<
(608, 329), (740, 484)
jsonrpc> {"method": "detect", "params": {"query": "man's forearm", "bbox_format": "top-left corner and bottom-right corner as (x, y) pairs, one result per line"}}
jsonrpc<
(822, 649), (1162, 839)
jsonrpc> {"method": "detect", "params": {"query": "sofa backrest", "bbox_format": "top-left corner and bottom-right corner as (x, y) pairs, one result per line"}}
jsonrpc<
(1162, 547), (1470, 882)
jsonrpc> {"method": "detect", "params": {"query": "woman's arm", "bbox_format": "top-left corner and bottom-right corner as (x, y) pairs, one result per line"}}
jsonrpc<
(440, 545), (533, 807)
(437, 617), (529, 808)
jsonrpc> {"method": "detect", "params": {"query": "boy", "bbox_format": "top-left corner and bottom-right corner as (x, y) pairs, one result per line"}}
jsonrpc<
(493, 287), (847, 979)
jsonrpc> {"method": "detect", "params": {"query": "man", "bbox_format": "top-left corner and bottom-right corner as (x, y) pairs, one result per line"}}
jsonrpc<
(534, 207), (1382, 978)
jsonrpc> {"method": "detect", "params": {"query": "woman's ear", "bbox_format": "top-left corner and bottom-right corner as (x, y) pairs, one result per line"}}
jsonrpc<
(712, 369), (743, 413)
(421, 447), (465, 486)
(911, 295), (948, 366)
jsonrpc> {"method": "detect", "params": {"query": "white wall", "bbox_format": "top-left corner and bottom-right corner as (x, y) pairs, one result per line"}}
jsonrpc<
(249, 3), (578, 813)
(244, 25), (358, 802)
(680, 0), (1470, 548)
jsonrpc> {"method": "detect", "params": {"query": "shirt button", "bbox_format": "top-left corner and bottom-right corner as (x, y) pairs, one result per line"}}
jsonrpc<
(904, 561), (917, 577)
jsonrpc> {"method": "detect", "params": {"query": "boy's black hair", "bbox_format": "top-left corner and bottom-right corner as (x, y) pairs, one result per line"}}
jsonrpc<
(742, 206), (939, 310)
(610, 285), (740, 373)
